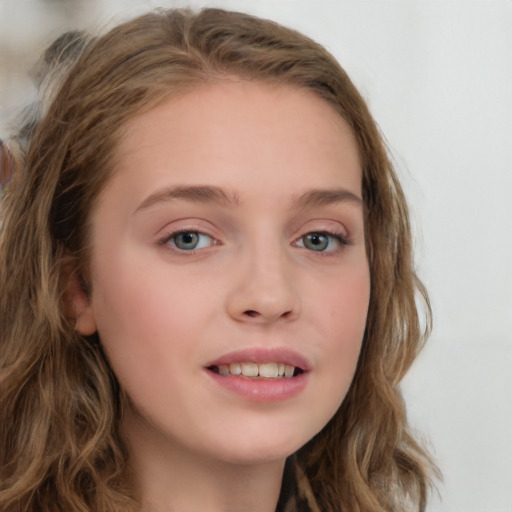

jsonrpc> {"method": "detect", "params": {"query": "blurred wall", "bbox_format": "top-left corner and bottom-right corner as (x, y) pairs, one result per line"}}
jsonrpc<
(1, 1), (511, 511)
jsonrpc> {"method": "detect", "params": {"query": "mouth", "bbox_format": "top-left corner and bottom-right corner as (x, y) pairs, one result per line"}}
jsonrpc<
(204, 348), (310, 401)
(207, 362), (305, 379)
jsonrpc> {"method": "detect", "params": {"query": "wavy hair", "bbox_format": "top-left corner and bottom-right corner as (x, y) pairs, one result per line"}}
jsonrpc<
(0, 8), (437, 511)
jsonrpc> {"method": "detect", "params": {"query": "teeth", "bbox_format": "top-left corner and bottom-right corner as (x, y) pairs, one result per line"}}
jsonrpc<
(219, 365), (230, 376)
(284, 364), (295, 378)
(241, 362), (259, 377)
(259, 362), (278, 378)
(214, 362), (299, 379)
(229, 362), (241, 375)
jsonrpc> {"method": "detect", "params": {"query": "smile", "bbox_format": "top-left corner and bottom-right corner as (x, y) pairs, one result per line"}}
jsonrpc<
(208, 362), (303, 379)
(205, 348), (310, 401)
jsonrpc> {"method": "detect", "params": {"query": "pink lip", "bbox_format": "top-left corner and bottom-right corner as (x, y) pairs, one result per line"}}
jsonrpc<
(204, 347), (311, 403)
(206, 347), (311, 371)
(205, 371), (308, 402)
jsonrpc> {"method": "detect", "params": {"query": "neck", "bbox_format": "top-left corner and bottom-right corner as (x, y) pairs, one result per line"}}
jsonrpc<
(123, 411), (286, 512)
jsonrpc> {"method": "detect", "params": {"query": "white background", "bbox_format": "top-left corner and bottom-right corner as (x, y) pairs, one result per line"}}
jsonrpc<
(1, 1), (511, 510)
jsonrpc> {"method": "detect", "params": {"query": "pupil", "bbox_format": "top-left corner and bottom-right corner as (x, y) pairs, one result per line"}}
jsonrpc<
(176, 232), (198, 249)
(305, 233), (328, 251)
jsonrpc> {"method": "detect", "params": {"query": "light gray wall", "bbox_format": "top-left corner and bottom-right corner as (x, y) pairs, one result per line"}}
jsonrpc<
(1, 1), (511, 510)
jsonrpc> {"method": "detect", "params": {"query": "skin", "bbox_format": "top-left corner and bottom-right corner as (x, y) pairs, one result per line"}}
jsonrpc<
(74, 80), (370, 512)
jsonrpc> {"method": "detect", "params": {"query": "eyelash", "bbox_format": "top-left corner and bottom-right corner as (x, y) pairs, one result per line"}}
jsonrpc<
(158, 229), (218, 253)
(158, 229), (351, 255)
(294, 231), (352, 254)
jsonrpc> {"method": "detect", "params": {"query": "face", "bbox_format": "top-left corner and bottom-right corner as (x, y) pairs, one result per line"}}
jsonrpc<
(75, 80), (370, 467)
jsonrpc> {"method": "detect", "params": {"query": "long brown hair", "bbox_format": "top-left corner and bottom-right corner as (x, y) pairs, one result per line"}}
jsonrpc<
(0, 8), (437, 511)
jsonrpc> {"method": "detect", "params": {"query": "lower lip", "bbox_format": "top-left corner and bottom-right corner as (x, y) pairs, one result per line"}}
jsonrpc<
(205, 370), (308, 402)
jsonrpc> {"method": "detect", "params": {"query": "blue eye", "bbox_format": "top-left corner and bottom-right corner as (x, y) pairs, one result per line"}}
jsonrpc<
(166, 231), (214, 251)
(297, 232), (345, 252)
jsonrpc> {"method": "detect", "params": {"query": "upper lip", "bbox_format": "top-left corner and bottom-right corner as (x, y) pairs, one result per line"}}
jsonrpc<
(206, 347), (311, 372)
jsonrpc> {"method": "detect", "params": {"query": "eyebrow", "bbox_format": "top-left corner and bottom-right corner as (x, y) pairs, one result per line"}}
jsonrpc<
(134, 184), (362, 214)
(135, 185), (240, 213)
(293, 188), (363, 209)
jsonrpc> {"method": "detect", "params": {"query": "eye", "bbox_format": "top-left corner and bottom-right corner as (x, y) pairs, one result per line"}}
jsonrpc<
(296, 231), (347, 252)
(164, 231), (215, 251)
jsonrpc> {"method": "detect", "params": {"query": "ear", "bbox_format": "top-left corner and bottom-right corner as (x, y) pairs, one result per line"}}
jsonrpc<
(67, 273), (97, 336)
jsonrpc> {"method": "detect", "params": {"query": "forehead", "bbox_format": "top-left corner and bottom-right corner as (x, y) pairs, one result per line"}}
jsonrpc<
(108, 80), (362, 203)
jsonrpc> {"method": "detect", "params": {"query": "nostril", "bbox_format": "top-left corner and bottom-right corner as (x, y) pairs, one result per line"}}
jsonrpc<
(243, 309), (293, 320)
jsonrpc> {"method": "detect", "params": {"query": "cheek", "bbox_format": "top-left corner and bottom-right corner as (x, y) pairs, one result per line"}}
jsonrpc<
(321, 261), (370, 334)
(90, 262), (205, 387)
(93, 253), (211, 334)
(315, 266), (370, 390)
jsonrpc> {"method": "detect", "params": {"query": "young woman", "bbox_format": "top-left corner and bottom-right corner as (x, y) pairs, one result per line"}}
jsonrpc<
(0, 8), (437, 512)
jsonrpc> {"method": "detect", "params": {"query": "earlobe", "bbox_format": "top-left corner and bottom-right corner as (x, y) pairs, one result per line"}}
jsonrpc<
(68, 273), (97, 336)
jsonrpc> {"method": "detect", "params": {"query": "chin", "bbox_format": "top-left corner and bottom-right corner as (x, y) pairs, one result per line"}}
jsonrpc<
(203, 421), (320, 467)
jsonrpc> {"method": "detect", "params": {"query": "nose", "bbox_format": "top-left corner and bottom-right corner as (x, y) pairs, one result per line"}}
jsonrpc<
(225, 245), (301, 324)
